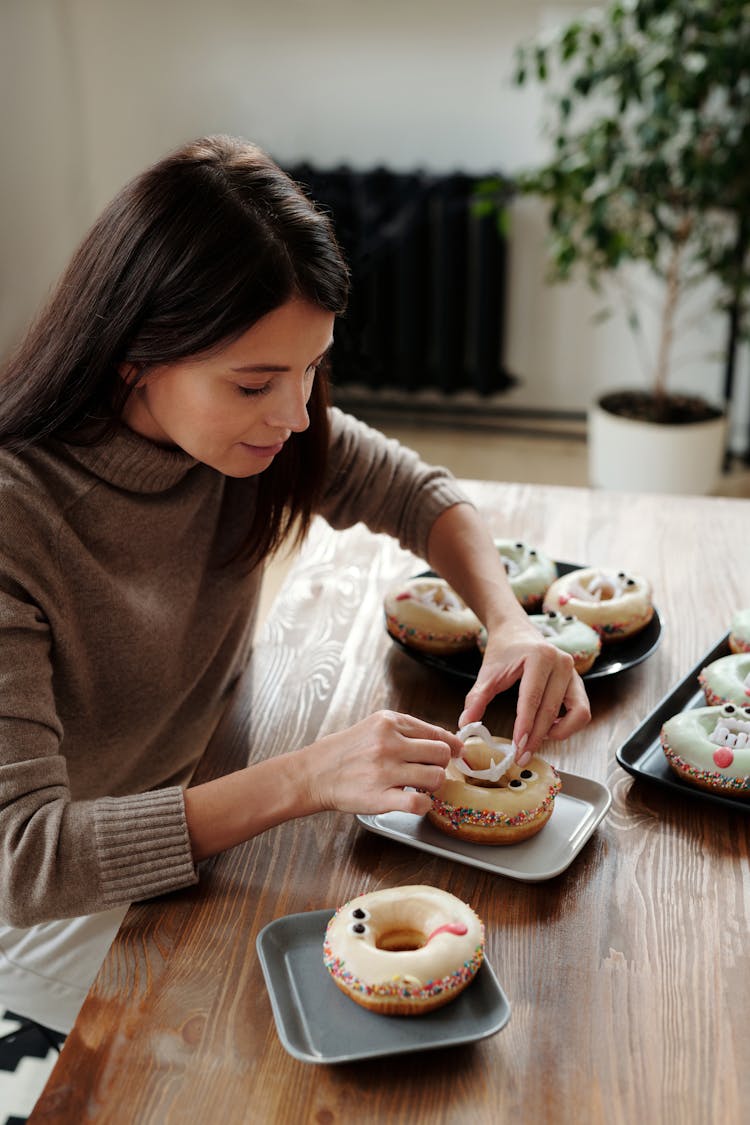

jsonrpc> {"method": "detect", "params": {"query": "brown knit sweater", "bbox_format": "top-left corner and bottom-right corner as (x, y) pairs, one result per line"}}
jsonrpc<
(0, 407), (466, 927)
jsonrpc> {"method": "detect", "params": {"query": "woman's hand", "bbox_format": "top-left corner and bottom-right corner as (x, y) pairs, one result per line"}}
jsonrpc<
(302, 710), (464, 817)
(458, 621), (591, 762)
(185, 710), (462, 863)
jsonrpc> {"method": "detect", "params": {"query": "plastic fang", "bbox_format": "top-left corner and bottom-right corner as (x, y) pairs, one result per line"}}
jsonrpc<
(456, 722), (516, 780)
(709, 713), (750, 749)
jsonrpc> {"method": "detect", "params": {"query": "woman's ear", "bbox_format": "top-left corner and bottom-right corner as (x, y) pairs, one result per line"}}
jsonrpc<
(118, 363), (143, 386)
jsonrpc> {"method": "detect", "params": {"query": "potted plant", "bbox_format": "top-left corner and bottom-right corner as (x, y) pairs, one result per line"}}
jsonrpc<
(487, 0), (750, 494)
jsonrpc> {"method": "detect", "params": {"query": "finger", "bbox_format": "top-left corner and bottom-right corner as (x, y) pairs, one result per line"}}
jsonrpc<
(382, 788), (434, 816)
(394, 737), (453, 768)
(459, 665), (519, 727)
(388, 712), (463, 754)
(514, 657), (575, 756)
(395, 762), (448, 792)
(541, 682), (591, 741)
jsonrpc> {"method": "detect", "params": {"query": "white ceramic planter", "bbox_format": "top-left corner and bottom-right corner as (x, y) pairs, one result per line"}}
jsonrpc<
(587, 399), (728, 495)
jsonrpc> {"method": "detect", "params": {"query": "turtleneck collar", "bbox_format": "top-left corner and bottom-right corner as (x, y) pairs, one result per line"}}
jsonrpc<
(58, 423), (200, 494)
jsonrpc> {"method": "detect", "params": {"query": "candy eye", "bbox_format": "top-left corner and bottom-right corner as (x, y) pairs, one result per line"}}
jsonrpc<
(564, 615), (575, 622)
(721, 704), (737, 717)
(520, 769), (537, 781)
(529, 549), (537, 557)
(547, 610), (559, 620)
(350, 907), (370, 922)
(508, 778), (526, 791)
(515, 541), (524, 549)
(626, 578), (636, 587)
(348, 921), (369, 937)
(617, 571), (626, 579)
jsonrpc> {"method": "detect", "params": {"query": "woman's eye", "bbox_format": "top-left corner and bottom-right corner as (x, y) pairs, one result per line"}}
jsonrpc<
(237, 384), (270, 397)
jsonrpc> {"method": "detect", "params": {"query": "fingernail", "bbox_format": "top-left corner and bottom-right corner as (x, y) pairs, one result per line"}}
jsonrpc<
(458, 711), (469, 727)
(517, 733), (529, 751)
(517, 751), (532, 767)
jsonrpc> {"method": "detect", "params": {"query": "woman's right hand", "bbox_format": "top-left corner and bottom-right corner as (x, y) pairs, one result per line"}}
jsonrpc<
(185, 710), (462, 863)
(301, 710), (463, 817)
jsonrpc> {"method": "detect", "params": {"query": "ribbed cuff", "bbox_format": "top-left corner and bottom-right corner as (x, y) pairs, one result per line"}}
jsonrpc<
(93, 787), (198, 908)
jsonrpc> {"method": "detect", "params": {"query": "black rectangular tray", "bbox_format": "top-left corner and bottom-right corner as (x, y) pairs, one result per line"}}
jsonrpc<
(616, 631), (750, 813)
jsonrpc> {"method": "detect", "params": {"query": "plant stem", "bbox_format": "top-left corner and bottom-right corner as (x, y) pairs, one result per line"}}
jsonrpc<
(724, 210), (749, 467)
(654, 218), (691, 407)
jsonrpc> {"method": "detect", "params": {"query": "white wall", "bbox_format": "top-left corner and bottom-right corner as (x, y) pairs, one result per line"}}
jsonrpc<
(1, 0), (747, 449)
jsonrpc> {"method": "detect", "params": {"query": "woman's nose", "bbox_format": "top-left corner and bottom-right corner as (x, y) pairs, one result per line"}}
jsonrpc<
(267, 376), (311, 433)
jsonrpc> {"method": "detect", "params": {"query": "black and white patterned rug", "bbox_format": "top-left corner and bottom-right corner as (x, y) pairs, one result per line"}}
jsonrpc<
(0, 1010), (65, 1125)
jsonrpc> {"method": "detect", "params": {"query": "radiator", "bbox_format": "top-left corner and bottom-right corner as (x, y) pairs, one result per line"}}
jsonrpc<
(285, 164), (515, 399)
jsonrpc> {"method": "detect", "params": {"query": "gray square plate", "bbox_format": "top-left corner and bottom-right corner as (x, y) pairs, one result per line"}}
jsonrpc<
(356, 771), (611, 882)
(256, 908), (511, 1064)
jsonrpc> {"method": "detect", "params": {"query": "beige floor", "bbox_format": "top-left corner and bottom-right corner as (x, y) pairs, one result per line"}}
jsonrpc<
(380, 422), (750, 497)
(257, 422), (750, 627)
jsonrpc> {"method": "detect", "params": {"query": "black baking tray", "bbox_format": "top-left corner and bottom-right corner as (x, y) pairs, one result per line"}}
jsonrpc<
(616, 631), (749, 812)
(388, 562), (662, 683)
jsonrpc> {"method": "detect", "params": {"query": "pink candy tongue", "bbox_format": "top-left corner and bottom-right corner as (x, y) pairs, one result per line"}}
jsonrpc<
(427, 922), (468, 942)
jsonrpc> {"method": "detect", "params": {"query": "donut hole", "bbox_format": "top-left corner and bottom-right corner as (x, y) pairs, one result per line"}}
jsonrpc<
(376, 928), (426, 952)
(588, 580), (615, 600)
(461, 737), (514, 784)
(463, 775), (507, 790)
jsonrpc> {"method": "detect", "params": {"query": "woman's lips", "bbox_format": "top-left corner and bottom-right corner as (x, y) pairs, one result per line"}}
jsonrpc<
(239, 441), (285, 457)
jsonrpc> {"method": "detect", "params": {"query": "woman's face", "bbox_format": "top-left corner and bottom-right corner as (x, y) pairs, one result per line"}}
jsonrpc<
(122, 297), (335, 477)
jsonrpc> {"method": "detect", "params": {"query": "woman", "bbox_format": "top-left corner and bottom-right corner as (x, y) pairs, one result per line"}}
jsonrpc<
(0, 135), (590, 1033)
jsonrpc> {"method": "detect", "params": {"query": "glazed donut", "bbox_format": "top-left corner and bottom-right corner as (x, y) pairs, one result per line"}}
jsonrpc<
(384, 576), (481, 655)
(322, 884), (484, 1016)
(699, 653), (750, 707)
(729, 608), (750, 654)
(427, 723), (561, 844)
(661, 704), (750, 797)
(494, 538), (557, 611)
(542, 566), (653, 642)
(528, 610), (602, 675)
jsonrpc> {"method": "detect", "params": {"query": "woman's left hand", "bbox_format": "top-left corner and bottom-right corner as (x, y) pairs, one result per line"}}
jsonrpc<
(458, 619), (591, 763)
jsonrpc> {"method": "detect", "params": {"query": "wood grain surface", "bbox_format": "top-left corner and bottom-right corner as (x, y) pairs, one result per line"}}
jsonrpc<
(30, 482), (750, 1125)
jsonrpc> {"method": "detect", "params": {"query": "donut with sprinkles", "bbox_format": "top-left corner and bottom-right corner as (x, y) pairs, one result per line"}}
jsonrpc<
(698, 653), (750, 708)
(427, 723), (561, 844)
(660, 703), (750, 797)
(729, 608), (750, 654)
(323, 885), (484, 1016)
(383, 575), (481, 655)
(542, 565), (653, 642)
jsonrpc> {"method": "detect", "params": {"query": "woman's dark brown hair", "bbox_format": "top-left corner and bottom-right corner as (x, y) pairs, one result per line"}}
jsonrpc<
(0, 135), (350, 566)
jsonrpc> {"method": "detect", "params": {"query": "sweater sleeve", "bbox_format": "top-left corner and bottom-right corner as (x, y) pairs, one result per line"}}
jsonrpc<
(0, 568), (198, 927)
(318, 408), (472, 559)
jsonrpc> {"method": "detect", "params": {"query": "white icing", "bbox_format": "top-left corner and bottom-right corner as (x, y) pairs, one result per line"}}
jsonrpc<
(325, 885), (483, 987)
(493, 539), (556, 604)
(568, 572), (630, 602)
(731, 608), (750, 644)
(384, 577), (481, 652)
(416, 584), (463, 613)
(699, 653), (750, 707)
(542, 566), (652, 636)
(530, 612), (601, 654)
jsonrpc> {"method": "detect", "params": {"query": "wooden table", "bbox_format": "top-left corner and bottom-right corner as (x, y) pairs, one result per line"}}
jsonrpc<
(31, 481), (750, 1125)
